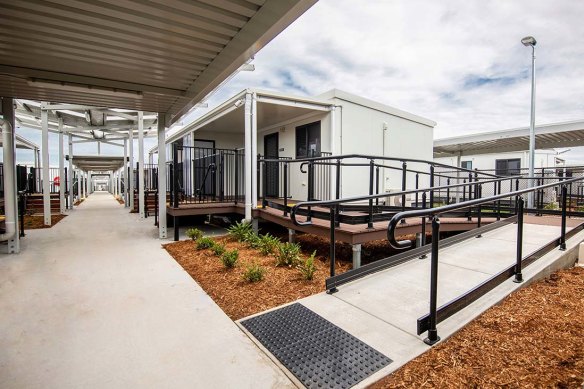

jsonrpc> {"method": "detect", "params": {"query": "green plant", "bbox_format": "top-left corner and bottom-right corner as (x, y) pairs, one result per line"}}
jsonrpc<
(220, 249), (239, 268)
(258, 233), (280, 255)
(297, 251), (317, 280)
(544, 202), (559, 210)
(185, 228), (203, 241)
(242, 263), (266, 282)
(211, 242), (226, 256)
(196, 237), (215, 250)
(274, 242), (301, 267)
(227, 220), (253, 242)
(243, 231), (262, 249)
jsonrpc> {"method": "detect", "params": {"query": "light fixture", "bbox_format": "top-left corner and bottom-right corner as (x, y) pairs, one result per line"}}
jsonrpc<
(234, 99), (244, 108)
(27, 79), (143, 99)
(240, 63), (255, 72)
(521, 36), (537, 47)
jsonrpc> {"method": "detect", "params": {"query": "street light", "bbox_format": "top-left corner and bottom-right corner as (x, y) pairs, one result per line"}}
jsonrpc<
(522, 35), (537, 208)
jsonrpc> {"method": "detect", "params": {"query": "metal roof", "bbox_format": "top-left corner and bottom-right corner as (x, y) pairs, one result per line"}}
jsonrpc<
(0, 133), (40, 150)
(68, 155), (126, 172)
(434, 120), (584, 158)
(0, 0), (317, 127)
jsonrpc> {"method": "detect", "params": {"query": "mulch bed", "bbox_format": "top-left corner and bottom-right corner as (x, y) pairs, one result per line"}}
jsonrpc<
(23, 214), (67, 229)
(73, 199), (84, 206)
(164, 237), (352, 320)
(370, 266), (584, 388)
(116, 198), (124, 205)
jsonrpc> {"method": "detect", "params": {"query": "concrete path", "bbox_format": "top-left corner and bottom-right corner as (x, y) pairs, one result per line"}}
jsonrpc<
(0, 192), (293, 389)
(239, 217), (584, 388)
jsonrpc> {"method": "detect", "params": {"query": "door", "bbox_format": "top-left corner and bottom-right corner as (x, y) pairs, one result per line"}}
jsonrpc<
(194, 139), (216, 197)
(264, 133), (279, 197)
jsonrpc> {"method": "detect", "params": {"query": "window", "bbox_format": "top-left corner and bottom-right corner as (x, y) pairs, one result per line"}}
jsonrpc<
(461, 161), (472, 170)
(296, 121), (321, 158)
(495, 158), (521, 176)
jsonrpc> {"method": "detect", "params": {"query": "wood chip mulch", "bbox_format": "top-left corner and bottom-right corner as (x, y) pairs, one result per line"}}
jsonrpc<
(163, 237), (351, 320)
(22, 214), (67, 229)
(370, 266), (584, 389)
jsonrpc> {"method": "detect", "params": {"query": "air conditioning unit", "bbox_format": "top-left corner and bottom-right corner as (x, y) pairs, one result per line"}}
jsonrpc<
(385, 189), (412, 207)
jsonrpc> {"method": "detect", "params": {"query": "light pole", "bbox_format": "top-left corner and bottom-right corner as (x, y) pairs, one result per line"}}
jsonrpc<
(522, 35), (536, 208)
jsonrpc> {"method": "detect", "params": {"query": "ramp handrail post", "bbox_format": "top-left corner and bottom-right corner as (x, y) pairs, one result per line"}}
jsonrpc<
(307, 160), (313, 221)
(327, 205), (338, 294)
(476, 184), (483, 237)
(415, 173), (419, 207)
(514, 196), (524, 283)
(401, 161), (407, 217)
(335, 159), (341, 227)
(446, 178), (450, 205)
(172, 143), (179, 208)
(262, 160), (267, 207)
(368, 159), (374, 228)
(376, 166), (380, 206)
(283, 162), (288, 216)
(496, 180), (502, 221)
(560, 184), (567, 250)
(419, 192), (427, 259)
(234, 148), (239, 204)
(429, 165), (435, 208)
(424, 215), (441, 346)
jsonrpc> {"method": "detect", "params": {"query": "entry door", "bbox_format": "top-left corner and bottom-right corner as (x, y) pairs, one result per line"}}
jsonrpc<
(264, 133), (279, 197)
(194, 139), (216, 197)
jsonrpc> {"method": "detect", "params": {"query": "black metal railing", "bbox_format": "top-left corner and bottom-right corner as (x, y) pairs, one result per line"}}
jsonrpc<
(386, 175), (584, 345)
(169, 145), (245, 206)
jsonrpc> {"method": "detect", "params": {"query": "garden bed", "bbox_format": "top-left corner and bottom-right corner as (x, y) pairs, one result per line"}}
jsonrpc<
(370, 266), (584, 388)
(23, 214), (67, 229)
(164, 236), (351, 320)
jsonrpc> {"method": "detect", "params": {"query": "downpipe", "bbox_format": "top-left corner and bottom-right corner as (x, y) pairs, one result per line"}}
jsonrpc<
(0, 117), (17, 242)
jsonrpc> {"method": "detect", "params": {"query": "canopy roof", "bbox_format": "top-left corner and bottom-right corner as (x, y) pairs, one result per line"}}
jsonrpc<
(0, 0), (317, 126)
(68, 155), (126, 172)
(434, 120), (584, 158)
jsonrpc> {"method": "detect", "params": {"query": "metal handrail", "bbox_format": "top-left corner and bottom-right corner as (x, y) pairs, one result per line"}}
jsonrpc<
(290, 175), (523, 227)
(386, 175), (584, 250)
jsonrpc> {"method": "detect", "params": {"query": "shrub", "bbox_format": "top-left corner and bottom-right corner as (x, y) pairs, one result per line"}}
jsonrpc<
(274, 242), (301, 267)
(211, 242), (226, 256)
(227, 220), (253, 242)
(220, 249), (239, 269)
(258, 233), (280, 256)
(544, 202), (559, 210)
(297, 251), (317, 280)
(243, 231), (262, 249)
(196, 237), (215, 250)
(243, 263), (266, 282)
(185, 228), (203, 241)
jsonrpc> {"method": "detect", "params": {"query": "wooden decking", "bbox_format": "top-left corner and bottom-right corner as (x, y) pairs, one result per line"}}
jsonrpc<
(167, 201), (498, 245)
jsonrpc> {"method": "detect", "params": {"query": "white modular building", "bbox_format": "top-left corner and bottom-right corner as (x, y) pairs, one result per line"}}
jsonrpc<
(160, 88), (436, 217)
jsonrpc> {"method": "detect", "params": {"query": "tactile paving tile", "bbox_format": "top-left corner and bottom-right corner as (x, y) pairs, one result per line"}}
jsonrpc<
(241, 303), (392, 389)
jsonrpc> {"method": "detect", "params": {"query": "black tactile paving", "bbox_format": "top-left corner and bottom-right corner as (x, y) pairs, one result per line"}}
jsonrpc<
(241, 303), (392, 389)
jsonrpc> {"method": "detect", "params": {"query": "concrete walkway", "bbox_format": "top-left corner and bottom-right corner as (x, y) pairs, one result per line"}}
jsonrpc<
(0, 192), (292, 389)
(239, 217), (584, 388)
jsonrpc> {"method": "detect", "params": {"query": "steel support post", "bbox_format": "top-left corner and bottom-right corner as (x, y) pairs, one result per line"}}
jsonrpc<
(77, 169), (81, 203)
(244, 93), (252, 220)
(157, 114), (167, 239)
(2, 97), (20, 253)
(129, 128), (135, 210)
(138, 111), (145, 218)
(251, 93), (258, 210)
(41, 105), (51, 226)
(560, 185), (567, 250)
(68, 133), (74, 209)
(58, 118), (66, 214)
(327, 205), (338, 294)
(124, 139), (129, 207)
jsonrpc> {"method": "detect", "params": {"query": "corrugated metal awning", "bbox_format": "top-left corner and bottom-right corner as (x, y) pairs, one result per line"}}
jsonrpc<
(0, 0), (316, 126)
(434, 120), (584, 158)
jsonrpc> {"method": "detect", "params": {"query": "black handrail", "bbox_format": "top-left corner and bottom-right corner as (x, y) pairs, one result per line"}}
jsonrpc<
(386, 175), (583, 249)
(290, 175), (522, 227)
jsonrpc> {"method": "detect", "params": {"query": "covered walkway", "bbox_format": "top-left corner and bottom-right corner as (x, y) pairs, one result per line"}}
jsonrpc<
(0, 192), (292, 388)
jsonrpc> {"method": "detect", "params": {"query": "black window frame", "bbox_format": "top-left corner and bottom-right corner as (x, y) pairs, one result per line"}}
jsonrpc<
(295, 121), (321, 158)
(495, 158), (521, 176)
(461, 161), (472, 170)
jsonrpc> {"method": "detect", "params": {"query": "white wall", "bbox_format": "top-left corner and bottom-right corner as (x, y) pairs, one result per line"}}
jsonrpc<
(436, 150), (560, 173)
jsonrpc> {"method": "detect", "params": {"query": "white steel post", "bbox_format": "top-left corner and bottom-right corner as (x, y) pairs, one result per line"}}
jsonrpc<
(251, 93), (258, 210)
(138, 111), (145, 218)
(68, 133), (74, 209)
(129, 129), (135, 210)
(244, 93), (252, 220)
(41, 104), (51, 226)
(58, 118), (65, 214)
(88, 171), (92, 194)
(124, 139), (129, 207)
(2, 97), (20, 253)
(77, 169), (81, 203)
(34, 147), (39, 169)
(329, 106), (336, 199)
(157, 113), (167, 238)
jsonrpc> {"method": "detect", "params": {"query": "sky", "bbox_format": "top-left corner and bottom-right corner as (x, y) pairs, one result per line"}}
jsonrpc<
(12, 0), (584, 165)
